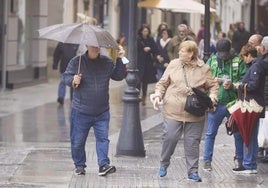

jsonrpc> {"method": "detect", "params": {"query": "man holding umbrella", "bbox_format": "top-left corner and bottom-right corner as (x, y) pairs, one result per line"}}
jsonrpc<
(62, 45), (127, 176)
(38, 20), (128, 176)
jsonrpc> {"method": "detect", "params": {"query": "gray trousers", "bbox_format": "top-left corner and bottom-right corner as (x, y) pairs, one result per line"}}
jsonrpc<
(160, 118), (204, 174)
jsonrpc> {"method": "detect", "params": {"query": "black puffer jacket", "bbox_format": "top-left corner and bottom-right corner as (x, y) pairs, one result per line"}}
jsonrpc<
(62, 52), (126, 115)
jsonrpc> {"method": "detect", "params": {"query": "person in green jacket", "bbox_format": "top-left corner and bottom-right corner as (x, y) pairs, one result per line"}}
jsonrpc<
(203, 39), (247, 171)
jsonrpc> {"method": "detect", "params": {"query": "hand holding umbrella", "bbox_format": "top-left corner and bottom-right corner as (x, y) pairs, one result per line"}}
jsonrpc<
(72, 73), (82, 88)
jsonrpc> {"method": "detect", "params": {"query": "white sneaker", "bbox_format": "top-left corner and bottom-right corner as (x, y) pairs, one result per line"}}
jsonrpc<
(232, 166), (257, 174)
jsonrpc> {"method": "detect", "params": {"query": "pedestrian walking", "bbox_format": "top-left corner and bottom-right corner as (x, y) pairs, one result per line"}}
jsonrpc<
(53, 42), (79, 104)
(155, 28), (172, 80)
(203, 39), (247, 171)
(258, 36), (268, 162)
(232, 22), (251, 54)
(151, 41), (218, 182)
(137, 24), (162, 105)
(247, 34), (267, 159)
(231, 44), (266, 174)
(227, 23), (237, 41)
(154, 22), (169, 43)
(167, 24), (196, 60)
(62, 45), (127, 176)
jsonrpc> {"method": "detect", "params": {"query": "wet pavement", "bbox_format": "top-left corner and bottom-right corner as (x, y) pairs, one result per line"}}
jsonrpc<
(0, 79), (268, 187)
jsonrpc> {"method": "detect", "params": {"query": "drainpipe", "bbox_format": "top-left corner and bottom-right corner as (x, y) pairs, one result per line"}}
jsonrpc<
(1, 0), (8, 92)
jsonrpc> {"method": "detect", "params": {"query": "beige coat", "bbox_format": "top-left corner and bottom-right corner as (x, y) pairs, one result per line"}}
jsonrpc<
(154, 58), (218, 122)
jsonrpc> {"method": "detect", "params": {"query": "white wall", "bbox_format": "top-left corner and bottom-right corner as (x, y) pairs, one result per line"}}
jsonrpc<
(216, 0), (244, 33)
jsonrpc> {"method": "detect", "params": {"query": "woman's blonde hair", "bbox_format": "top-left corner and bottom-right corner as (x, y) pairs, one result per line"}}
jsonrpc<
(179, 40), (198, 60)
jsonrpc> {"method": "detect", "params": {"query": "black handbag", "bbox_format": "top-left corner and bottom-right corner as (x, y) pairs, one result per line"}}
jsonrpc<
(182, 66), (213, 117)
(185, 91), (207, 116)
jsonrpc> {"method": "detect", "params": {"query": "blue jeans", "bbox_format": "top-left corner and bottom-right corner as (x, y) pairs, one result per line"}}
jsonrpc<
(233, 121), (259, 170)
(203, 104), (230, 162)
(59, 74), (73, 100)
(265, 148), (268, 158)
(156, 68), (164, 81)
(70, 108), (110, 168)
(58, 74), (66, 98)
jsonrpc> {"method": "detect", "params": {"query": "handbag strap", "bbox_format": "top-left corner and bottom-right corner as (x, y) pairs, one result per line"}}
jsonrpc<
(182, 65), (189, 87)
(182, 65), (194, 95)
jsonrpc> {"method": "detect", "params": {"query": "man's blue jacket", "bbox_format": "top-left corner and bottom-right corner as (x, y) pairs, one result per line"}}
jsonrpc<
(63, 52), (126, 116)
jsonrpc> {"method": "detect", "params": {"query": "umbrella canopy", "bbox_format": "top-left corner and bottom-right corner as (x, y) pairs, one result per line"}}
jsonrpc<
(138, 0), (185, 10)
(137, 0), (215, 13)
(171, 1), (216, 14)
(228, 98), (263, 148)
(38, 22), (119, 49)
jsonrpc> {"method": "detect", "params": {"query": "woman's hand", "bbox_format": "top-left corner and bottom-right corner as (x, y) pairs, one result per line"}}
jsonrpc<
(144, 47), (151, 52)
(150, 94), (162, 110)
(215, 77), (222, 84)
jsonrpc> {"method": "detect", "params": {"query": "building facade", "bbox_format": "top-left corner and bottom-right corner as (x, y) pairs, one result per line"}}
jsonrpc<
(0, 0), (262, 90)
(0, 0), (121, 90)
(0, 0), (48, 89)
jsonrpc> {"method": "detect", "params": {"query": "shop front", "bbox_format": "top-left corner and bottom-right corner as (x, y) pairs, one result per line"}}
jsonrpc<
(0, 0), (48, 90)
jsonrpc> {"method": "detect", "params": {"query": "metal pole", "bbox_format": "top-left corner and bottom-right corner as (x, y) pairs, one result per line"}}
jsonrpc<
(116, 0), (145, 157)
(203, 0), (210, 62)
(1, 0), (8, 92)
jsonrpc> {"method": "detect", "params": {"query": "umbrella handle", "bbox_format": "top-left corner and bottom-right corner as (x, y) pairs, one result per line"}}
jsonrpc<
(72, 55), (82, 89)
(77, 54), (81, 74)
(243, 83), (247, 100)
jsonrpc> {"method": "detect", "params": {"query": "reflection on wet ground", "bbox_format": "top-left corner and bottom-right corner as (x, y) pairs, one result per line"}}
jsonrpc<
(0, 82), (159, 187)
(0, 102), (70, 143)
(0, 83), (156, 143)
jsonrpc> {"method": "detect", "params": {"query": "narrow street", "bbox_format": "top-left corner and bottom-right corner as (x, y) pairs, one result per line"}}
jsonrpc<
(0, 79), (268, 187)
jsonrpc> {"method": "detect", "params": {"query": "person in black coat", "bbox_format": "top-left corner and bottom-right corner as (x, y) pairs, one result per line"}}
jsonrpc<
(232, 44), (266, 174)
(53, 42), (79, 104)
(155, 29), (172, 80)
(232, 22), (251, 54)
(137, 24), (162, 105)
(258, 36), (268, 162)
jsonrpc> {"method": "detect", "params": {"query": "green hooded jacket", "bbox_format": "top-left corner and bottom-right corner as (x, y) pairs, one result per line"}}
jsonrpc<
(206, 54), (247, 106)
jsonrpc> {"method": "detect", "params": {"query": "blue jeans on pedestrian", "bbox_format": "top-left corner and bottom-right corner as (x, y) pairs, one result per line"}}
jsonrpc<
(70, 108), (110, 168)
(156, 68), (164, 81)
(58, 74), (66, 98)
(203, 104), (230, 162)
(265, 148), (268, 159)
(233, 121), (259, 170)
